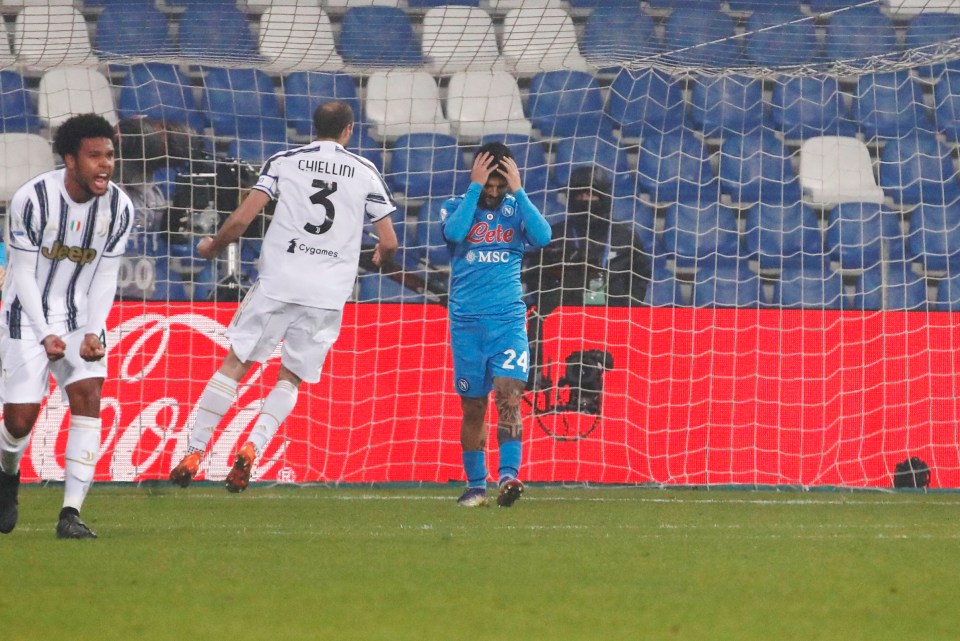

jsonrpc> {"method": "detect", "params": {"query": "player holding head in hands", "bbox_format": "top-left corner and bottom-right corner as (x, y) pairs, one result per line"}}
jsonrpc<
(169, 101), (398, 493)
(0, 113), (134, 539)
(440, 142), (551, 507)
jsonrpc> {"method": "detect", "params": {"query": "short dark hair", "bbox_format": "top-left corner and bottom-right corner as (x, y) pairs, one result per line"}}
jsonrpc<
(475, 141), (513, 168)
(313, 101), (354, 139)
(53, 113), (116, 159)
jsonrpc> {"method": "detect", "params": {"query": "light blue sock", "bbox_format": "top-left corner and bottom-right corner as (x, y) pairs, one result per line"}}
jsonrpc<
(462, 450), (487, 489)
(498, 439), (522, 484)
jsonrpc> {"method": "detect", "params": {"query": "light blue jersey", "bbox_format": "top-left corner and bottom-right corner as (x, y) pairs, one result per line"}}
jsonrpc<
(441, 184), (550, 320)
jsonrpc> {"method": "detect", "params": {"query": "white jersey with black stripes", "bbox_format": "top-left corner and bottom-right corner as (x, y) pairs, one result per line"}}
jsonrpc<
(252, 140), (396, 310)
(1, 169), (133, 340)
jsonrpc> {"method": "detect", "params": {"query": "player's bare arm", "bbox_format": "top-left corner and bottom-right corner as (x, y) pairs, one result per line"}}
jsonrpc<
(41, 335), (66, 362)
(371, 216), (399, 267)
(499, 157), (523, 193)
(197, 189), (271, 260)
(79, 333), (105, 362)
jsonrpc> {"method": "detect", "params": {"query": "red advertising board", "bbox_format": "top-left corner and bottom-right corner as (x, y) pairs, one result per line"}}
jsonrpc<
(15, 303), (960, 488)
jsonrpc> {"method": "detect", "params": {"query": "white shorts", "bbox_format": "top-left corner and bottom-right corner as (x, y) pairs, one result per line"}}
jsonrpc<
(225, 282), (342, 384)
(0, 328), (108, 404)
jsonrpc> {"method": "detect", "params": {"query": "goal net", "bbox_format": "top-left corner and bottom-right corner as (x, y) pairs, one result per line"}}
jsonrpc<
(7, 0), (960, 489)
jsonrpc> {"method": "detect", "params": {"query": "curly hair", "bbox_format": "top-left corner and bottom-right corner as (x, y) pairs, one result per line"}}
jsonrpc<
(53, 113), (116, 159)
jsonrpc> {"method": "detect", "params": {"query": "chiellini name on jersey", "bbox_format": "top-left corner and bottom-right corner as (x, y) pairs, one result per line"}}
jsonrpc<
(297, 159), (355, 178)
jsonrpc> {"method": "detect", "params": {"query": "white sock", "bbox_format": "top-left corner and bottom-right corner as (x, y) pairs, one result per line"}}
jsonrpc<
(188, 372), (238, 452)
(0, 423), (30, 476)
(63, 416), (101, 511)
(246, 380), (298, 456)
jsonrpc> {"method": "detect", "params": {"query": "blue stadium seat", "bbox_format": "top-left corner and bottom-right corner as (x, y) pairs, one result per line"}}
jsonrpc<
(94, 2), (173, 59)
(636, 130), (717, 204)
(644, 258), (687, 307)
(0, 71), (39, 134)
(809, 0), (867, 11)
(580, 7), (659, 71)
(646, 0), (722, 9)
(606, 67), (685, 139)
(201, 67), (284, 141)
(568, 0), (638, 6)
(347, 123), (385, 174)
(824, 7), (899, 65)
(661, 201), (742, 269)
(907, 203), (960, 273)
(825, 202), (886, 271)
(283, 72), (362, 139)
(744, 9), (820, 67)
(852, 262), (929, 311)
(662, 7), (741, 67)
(356, 273), (427, 303)
(937, 271), (960, 311)
(743, 201), (824, 271)
(773, 263), (846, 309)
(688, 74), (766, 137)
(118, 63), (205, 132)
(179, 4), (258, 61)
(728, 0), (804, 11)
(551, 133), (633, 198)
(718, 132), (802, 205)
(904, 12), (960, 79)
(339, 7), (423, 68)
(878, 133), (960, 207)
(407, 0), (479, 6)
(693, 261), (764, 308)
(386, 133), (468, 201)
(851, 70), (935, 140)
(934, 69), (960, 143)
(414, 198), (450, 268)
(770, 74), (857, 140)
(227, 130), (288, 164)
(527, 70), (614, 138)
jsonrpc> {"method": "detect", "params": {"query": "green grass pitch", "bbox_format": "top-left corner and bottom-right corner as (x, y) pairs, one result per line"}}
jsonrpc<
(2, 484), (959, 641)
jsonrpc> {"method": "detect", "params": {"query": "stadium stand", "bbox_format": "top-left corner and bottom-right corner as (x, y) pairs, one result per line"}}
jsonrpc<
(744, 8), (820, 67)
(636, 130), (717, 205)
(660, 201), (741, 269)
(0, 132), (55, 202)
(605, 67), (685, 140)
(877, 133), (960, 207)
(692, 261), (765, 308)
(933, 69), (960, 142)
(200, 67), (284, 141)
(743, 201), (825, 272)
(907, 203), (960, 273)
(339, 6), (423, 68)
(773, 263), (846, 309)
(14, 5), (97, 67)
(769, 74), (857, 140)
(117, 63), (205, 132)
(718, 132), (802, 206)
(852, 262), (929, 311)
(500, 7), (589, 73)
(257, 4), (342, 72)
(580, 6), (659, 72)
(526, 70), (613, 138)
(283, 71), (362, 139)
(823, 7), (899, 65)
(365, 71), (451, 140)
(178, 3), (258, 62)
(420, 6), (505, 74)
(903, 12), (960, 78)
(851, 70), (936, 140)
(0, 70), (40, 133)
(446, 71), (533, 140)
(38, 66), (118, 129)
(385, 133), (467, 202)
(93, 1), (173, 59)
(688, 74), (767, 138)
(798, 136), (886, 206)
(825, 201), (887, 272)
(661, 7), (741, 67)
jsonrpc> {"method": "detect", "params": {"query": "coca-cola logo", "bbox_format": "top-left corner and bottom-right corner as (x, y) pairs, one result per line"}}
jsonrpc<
(21, 310), (291, 483)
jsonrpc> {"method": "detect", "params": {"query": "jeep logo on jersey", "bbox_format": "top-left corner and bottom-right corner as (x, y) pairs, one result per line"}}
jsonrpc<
(41, 241), (97, 265)
(468, 222), (514, 244)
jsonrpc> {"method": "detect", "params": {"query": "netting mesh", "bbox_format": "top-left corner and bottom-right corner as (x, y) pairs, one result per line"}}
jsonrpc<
(4, 0), (960, 488)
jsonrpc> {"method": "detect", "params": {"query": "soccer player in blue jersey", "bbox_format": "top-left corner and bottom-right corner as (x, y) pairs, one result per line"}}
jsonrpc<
(441, 142), (552, 507)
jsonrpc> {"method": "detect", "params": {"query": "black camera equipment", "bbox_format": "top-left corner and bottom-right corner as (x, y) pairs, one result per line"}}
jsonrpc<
(524, 348), (614, 441)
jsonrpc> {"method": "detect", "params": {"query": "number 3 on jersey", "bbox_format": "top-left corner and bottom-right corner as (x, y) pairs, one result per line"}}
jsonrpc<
(304, 179), (337, 235)
(502, 348), (529, 373)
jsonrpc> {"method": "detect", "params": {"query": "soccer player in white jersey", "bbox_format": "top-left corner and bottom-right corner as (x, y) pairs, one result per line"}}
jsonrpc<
(0, 113), (133, 539)
(169, 101), (398, 492)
